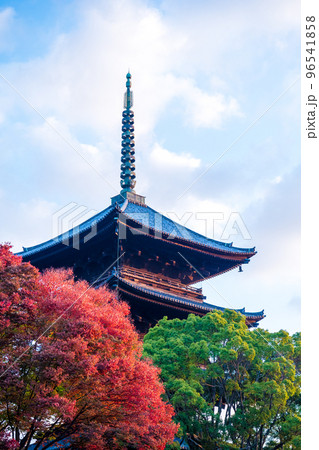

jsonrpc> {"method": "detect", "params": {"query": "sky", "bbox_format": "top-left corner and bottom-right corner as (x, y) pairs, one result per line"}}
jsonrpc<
(0, 0), (301, 334)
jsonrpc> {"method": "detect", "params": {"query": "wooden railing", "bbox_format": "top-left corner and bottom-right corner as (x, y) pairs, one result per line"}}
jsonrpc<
(119, 266), (204, 301)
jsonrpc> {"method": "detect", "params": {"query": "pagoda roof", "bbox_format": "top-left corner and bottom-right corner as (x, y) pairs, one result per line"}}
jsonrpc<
(17, 198), (256, 260)
(17, 203), (115, 258)
(115, 275), (265, 327)
(119, 199), (256, 257)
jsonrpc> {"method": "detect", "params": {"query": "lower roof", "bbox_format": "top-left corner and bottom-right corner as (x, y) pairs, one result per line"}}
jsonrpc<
(117, 276), (265, 325)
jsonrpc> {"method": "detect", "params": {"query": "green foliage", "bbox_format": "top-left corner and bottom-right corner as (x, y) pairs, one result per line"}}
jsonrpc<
(144, 312), (301, 449)
(165, 442), (181, 449)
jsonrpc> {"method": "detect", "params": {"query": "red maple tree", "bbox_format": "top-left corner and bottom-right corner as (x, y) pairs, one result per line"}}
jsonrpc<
(0, 244), (178, 449)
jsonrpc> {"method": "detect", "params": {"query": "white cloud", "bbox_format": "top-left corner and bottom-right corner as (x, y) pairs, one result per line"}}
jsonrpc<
(161, 194), (235, 243)
(160, 0), (299, 73)
(244, 167), (300, 285)
(184, 87), (242, 128)
(1, 2), (183, 135)
(0, 0), (245, 143)
(271, 176), (283, 184)
(150, 143), (201, 170)
(0, 7), (14, 52)
(28, 117), (103, 164)
(0, 197), (59, 252)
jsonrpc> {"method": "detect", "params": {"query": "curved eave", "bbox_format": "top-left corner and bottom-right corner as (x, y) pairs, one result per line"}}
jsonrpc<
(117, 202), (256, 257)
(16, 199), (257, 270)
(118, 277), (265, 323)
(16, 204), (116, 259)
(119, 217), (256, 261)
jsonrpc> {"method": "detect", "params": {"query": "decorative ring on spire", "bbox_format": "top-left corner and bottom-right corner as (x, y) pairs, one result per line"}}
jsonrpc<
(120, 72), (136, 194)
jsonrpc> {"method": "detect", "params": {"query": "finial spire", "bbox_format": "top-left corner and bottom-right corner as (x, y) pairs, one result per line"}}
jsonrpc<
(120, 72), (136, 194)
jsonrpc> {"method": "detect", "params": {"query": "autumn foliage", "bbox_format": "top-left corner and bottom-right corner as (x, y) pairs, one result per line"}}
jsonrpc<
(0, 244), (177, 449)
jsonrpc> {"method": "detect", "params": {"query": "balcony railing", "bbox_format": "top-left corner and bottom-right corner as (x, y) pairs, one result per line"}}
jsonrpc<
(119, 265), (204, 301)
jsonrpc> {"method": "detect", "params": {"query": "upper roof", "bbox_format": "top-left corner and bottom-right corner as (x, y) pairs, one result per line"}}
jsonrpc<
(119, 199), (256, 256)
(16, 203), (115, 258)
(17, 198), (256, 260)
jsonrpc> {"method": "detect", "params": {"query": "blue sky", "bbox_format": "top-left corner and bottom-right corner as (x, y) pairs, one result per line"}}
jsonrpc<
(0, 0), (300, 333)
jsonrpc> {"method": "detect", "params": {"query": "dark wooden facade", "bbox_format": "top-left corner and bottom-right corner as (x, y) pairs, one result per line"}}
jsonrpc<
(18, 197), (264, 332)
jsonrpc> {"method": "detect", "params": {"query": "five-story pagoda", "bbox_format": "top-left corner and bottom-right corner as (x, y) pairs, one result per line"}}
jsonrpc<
(17, 73), (265, 332)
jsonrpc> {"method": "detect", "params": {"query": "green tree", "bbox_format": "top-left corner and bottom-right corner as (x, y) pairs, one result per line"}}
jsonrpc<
(143, 311), (300, 449)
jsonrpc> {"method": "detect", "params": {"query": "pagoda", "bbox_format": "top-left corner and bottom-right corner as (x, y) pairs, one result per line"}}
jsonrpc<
(17, 73), (265, 332)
